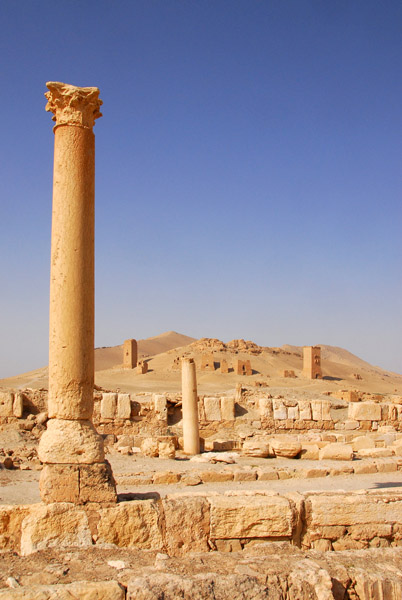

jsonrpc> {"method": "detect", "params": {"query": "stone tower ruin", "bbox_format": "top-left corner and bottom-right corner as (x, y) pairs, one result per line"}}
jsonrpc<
(303, 346), (322, 379)
(123, 338), (138, 369)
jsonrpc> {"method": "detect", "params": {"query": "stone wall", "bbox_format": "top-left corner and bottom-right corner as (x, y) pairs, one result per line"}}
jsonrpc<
(258, 396), (402, 433)
(2, 388), (402, 437)
(1, 489), (402, 557)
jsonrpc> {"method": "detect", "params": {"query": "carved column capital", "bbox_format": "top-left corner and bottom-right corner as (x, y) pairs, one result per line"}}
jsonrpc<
(45, 81), (102, 129)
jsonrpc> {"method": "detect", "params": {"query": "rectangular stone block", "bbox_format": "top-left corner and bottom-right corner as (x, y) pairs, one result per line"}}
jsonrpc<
(20, 503), (92, 555)
(287, 405), (299, 420)
(300, 443), (319, 460)
(197, 397), (206, 421)
(78, 461), (117, 504)
(311, 401), (322, 421)
(40, 464), (80, 503)
(259, 397), (273, 418)
(0, 391), (14, 417)
(117, 393), (131, 419)
(100, 393), (117, 419)
(40, 462), (116, 504)
(154, 394), (167, 421)
(306, 493), (402, 528)
(0, 581), (125, 599)
(200, 470), (234, 483)
(162, 495), (210, 555)
(96, 500), (163, 549)
(220, 396), (235, 420)
(273, 400), (287, 420)
(322, 400), (332, 421)
(0, 505), (30, 552)
(204, 397), (221, 421)
(348, 402), (382, 421)
(299, 401), (312, 420)
(209, 494), (295, 539)
(13, 393), (24, 418)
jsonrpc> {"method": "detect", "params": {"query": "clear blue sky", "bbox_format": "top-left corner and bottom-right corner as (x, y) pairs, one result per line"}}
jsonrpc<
(1, 0), (401, 377)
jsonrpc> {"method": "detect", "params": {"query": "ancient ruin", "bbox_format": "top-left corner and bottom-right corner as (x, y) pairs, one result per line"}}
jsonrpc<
(2, 330), (402, 596)
(220, 358), (229, 373)
(37, 82), (116, 504)
(303, 345), (322, 379)
(123, 339), (137, 369)
(236, 358), (252, 375)
(136, 360), (148, 374)
(201, 353), (215, 371)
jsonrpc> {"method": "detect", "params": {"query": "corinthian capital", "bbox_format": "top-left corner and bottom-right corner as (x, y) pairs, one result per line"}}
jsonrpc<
(45, 81), (102, 129)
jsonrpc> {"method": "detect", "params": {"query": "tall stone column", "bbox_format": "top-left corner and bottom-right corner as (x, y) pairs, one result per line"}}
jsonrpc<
(181, 358), (200, 455)
(38, 82), (116, 504)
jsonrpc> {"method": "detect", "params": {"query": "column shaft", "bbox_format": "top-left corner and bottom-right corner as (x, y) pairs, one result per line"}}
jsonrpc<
(182, 358), (200, 455)
(48, 125), (95, 419)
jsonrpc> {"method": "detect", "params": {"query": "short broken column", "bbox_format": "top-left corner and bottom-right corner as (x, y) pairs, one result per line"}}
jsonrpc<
(38, 82), (116, 504)
(181, 358), (200, 455)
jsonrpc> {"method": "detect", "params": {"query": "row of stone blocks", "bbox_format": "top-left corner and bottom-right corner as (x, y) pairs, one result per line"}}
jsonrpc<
(100, 393), (237, 423)
(2, 489), (402, 557)
(261, 398), (400, 424)
(0, 391), (24, 418)
(199, 396), (235, 421)
(100, 393), (132, 420)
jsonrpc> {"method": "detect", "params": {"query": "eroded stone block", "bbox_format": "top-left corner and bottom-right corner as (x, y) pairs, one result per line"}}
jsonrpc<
(349, 402), (382, 421)
(20, 503), (92, 556)
(101, 393), (117, 419)
(204, 397), (221, 421)
(0, 505), (30, 553)
(311, 401), (322, 421)
(306, 493), (402, 528)
(0, 391), (14, 417)
(13, 393), (24, 418)
(0, 581), (125, 599)
(273, 400), (287, 420)
(162, 495), (210, 555)
(154, 394), (167, 421)
(116, 394), (131, 419)
(319, 443), (353, 461)
(209, 494), (295, 539)
(221, 396), (235, 420)
(40, 462), (116, 504)
(299, 401), (312, 420)
(96, 500), (163, 549)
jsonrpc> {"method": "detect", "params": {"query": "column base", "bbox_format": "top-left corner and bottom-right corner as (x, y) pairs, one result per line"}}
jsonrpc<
(40, 461), (117, 505)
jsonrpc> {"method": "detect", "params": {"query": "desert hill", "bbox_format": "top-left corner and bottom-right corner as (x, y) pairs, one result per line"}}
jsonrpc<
(282, 344), (398, 377)
(1, 332), (401, 396)
(94, 336), (402, 396)
(0, 331), (196, 390)
(94, 331), (196, 371)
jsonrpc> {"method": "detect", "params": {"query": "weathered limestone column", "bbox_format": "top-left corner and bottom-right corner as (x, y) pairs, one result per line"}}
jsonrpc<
(181, 358), (200, 455)
(38, 82), (116, 504)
